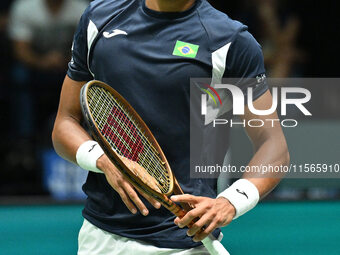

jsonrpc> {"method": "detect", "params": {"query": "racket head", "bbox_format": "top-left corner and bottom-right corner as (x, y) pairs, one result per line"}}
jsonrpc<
(80, 80), (174, 197)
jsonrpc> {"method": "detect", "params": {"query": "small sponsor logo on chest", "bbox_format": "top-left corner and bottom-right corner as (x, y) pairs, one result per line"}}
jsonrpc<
(103, 29), (128, 38)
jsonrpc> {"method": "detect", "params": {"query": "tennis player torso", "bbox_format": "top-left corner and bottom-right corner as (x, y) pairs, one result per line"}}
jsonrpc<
(86, 0), (243, 174)
(80, 0), (249, 249)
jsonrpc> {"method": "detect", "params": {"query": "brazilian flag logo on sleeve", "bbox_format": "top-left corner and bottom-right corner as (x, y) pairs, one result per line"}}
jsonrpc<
(172, 40), (199, 59)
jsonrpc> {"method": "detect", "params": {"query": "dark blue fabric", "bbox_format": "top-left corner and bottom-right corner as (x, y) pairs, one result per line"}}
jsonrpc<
(67, 0), (267, 249)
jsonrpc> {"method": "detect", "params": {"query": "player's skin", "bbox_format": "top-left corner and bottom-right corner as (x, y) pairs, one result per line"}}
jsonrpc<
(53, 76), (162, 216)
(52, 0), (289, 244)
(171, 91), (289, 241)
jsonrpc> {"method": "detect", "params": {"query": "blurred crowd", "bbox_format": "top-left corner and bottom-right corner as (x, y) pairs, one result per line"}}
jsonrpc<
(0, 0), (90, 195)
(0, 0), (339, 198)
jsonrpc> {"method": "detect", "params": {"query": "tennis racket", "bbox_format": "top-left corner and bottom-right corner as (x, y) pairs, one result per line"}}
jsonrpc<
(80, 80), (230, 255)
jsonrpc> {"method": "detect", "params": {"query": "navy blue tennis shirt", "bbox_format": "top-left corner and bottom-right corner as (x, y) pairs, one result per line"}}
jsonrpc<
(67, 0), (268, 249)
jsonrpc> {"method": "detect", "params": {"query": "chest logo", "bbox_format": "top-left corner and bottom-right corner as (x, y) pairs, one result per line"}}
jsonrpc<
(172, 40), (199, 59)
(103, 29), (128, 38)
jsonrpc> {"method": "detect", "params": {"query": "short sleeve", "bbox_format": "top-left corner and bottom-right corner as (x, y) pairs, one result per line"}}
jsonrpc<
(225, 28), (268, 101)
(67, 8), (93, 82)
(8, 0), (33, 41)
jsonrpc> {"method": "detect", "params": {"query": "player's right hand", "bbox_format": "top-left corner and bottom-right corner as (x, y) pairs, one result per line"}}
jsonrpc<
(96, 154), (161, 216)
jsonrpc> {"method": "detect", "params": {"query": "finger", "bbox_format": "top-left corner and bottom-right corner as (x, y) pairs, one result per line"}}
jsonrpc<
(187, 214), (213, 237)
(174, 217), (180, 225)
(135, 187), (161, 209)
(193, 220), (218, 242)
(122, 182), (149, 216)
(175, 206), (206, 228)
(116, 188), (137, 215)
(171, 194), (201, 204)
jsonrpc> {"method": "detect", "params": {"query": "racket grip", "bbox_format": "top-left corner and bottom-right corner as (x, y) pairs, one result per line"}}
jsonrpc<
(202, 234), (230, 255)
(165, 198), (230, 254)
(163, 196), (187, 218)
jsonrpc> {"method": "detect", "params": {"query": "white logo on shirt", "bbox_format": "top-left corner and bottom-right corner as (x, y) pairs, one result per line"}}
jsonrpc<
(103, 29), (128, 38)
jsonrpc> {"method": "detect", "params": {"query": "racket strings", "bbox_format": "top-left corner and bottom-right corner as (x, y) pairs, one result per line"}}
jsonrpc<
(100, 94), (164, 178)
(108, 100), (169, 185)
(87, 86), (171, 193)
(105, 100), (169, 188)
(107, 105), (168, 183)
(89, 89), (158, 168)
(89, 89), (142, 157)
(90, 89), (145, 160)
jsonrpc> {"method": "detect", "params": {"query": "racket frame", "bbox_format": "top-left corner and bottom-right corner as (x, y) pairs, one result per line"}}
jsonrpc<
(80, 80), (178, 208)
(80, 80), (230, 255)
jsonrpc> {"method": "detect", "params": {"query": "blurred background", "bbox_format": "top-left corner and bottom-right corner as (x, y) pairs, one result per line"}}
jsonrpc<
(0, 0), (339, 254)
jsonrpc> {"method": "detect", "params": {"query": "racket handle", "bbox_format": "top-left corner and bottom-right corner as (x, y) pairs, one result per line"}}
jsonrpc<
(202, 234), (230, 255)
(164, 198), (230, 255)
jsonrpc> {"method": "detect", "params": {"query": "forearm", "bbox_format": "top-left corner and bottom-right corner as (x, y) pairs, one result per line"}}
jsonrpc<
(52, 116), (91, 164)
(52, 76), (94, 164)
(217, 91), (289, 219)
(244, 136), (290, 198)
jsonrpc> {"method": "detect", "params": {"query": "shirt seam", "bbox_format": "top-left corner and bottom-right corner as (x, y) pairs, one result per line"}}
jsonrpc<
(196, 8), (212, 53)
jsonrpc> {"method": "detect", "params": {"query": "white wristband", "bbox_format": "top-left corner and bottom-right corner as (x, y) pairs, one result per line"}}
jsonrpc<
(76, 140), (104, 173)
(217, 179), (259, 219)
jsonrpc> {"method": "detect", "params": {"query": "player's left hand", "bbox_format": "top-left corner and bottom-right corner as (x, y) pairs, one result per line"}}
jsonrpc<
(171, 195), (236, 242)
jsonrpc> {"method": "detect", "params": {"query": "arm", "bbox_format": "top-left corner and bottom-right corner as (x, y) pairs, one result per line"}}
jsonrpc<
(52, 76), (90, 161)
(241, 90), (289, 197)
(52, 76), (160, 215)
(172, 90), (289, 242)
